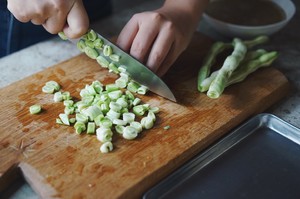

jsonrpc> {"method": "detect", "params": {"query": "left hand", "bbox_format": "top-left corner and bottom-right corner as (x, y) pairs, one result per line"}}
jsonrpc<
(116, 2), (204, 76)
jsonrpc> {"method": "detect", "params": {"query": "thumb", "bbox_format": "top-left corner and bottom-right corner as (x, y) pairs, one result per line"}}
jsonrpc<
(63, 0), (89, 39)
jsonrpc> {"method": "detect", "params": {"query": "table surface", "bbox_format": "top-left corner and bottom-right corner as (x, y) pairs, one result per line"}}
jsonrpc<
(0, 0), (299, 198)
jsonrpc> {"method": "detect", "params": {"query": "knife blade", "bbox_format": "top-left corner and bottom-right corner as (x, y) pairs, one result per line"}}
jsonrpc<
(70, 31), (176, 102)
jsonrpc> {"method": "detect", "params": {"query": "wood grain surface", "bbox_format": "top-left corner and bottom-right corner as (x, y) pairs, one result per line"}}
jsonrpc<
(0, 32), (291, 199)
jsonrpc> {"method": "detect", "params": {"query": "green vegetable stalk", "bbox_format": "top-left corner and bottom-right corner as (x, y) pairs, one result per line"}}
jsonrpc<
(199, 51), (278, 93)
(227, 51), (278, 86)
(243, 35), (269, 48)
(197, 35), (268, 93)
(197, 41), (231, 92)
(207, 38), (247, 99)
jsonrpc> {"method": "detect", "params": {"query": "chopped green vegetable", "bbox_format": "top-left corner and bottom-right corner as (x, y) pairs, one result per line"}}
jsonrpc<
(115, 77), (128, 88)
(122, 112), (135, 123)
(96, 55), (109, 68)
(100, 141), (113, 153)
(108, 90), (122, 100)
(122, 126), (138, 140)
(118, 65), (127, 73)
(125, 90), (135, 100)
(94, 114), (104, 126)
(29, 104), (42, 114)
(112, 118), (127, 126)
(62, 91), (72, 100)
(76, 113), (89, 124)
(103, 45), (113, 56)
(63, 100), (74, 107)
(116, 97), (128, 108)
(42, 85), (55, 94)
(96, 127), (113, 142)
(42, 81), (60, 94)
(132, 98), (141, 106)
(53, 91), (63, 102)
(81, 105), (103, 121)
(85, 40), (95, 48)
(69, 118), (76, 124)
(108, 63), (119, 74)
(127, 81), (140, 93)
(106, 109), (121, 120)
(99, 117), (113, 128)
(74, 122), (86, 134)
(58, 32), (68, 40)
(59, 113), (70, 125)
(109, 54), (120, 62)
(91, 80), (103, 93)
(84, 46), (99, 59)
(94, 38), (104, 49)
(163, 125), (171, 130)
(147, 111), (156, 122)
(149, 107), (160, 114)
(130, 121), (143, 133)
(115, 125), (125, 134)
(87, 29), (98, 41)
(109, 101), (122, 112)
(64, 106), (75, 115)
(137, 85), (148, 95)
(141, 116), (154, 129)
(56, 118), (63, 125)
(77, 39), (87, 52)
(87, 122), (96, 134)
(132, 105), (146, 116)
(105, 84), (119, 92)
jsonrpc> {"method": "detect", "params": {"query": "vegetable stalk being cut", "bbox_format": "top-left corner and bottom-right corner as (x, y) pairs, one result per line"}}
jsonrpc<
(58, 29), (176, 102)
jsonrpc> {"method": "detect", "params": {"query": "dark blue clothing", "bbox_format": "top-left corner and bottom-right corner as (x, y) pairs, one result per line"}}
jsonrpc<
(0, 0), (112, 58)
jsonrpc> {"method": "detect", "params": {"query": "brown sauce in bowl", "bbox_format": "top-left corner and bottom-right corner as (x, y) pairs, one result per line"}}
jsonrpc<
(205, 0), (286, 26)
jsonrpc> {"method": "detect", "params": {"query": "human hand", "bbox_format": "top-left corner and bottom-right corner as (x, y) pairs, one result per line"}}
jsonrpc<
(7, 0), (89, 38)
(116, 0), (207, 76)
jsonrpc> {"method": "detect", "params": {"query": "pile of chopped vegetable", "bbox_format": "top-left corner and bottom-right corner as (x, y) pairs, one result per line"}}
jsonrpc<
(197, 35), (278, 98)
(29, 30), (161, 153)
(40, 78), (159, 153)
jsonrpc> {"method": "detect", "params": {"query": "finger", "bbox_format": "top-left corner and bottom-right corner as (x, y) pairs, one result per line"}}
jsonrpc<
(116, 15), (139, 52)
(42, 5), (67, 35)
(30, 3), (50, 25)
(156, 42), (179, 77)
(7, 1), (29, 22)
(31, 16), (47, 25)
(129, 22), (160, 63)
(63, 0), (89, 38)
(146, 25), (175, 72)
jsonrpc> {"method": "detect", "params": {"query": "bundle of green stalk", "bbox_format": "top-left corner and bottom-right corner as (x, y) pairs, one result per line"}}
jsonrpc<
(197, 35), (278, 99)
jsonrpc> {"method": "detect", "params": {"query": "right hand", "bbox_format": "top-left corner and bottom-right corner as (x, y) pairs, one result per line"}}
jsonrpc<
(7, 0), (89, 38)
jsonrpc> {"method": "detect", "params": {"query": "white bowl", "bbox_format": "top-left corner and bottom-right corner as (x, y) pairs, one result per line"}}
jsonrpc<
(203, 0), (296, 39)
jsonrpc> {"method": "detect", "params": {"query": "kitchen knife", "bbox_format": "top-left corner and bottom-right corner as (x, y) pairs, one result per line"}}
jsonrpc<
(70, 31), (176, 102)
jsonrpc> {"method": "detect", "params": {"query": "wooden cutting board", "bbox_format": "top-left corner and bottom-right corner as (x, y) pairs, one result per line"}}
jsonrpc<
(0, 32), (290, 199)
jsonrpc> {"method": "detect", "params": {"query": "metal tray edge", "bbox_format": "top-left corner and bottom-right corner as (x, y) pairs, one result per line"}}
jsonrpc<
(143, 113), (300, 199)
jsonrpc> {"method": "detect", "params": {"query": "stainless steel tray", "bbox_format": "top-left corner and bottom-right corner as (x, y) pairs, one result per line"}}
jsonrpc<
(143, 113), (300, 199)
